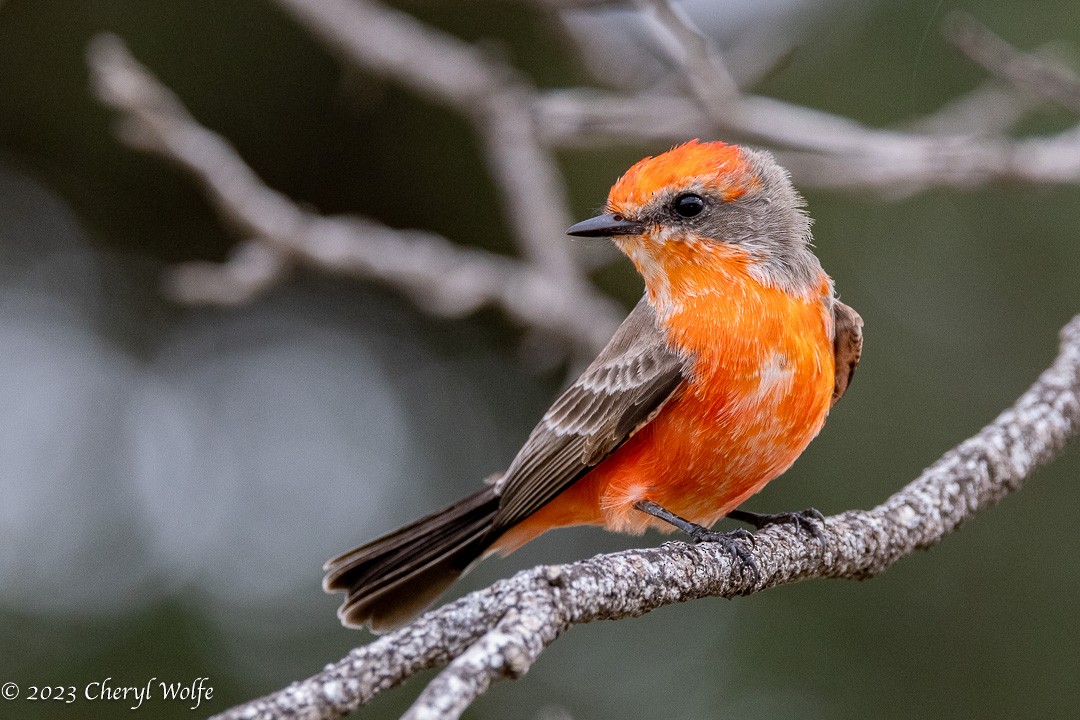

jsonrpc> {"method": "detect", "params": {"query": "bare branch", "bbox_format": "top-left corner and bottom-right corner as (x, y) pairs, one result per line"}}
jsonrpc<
(535, 86), (1080, 193)
(86, 4), (1080, 329)
(635, 0), (740, 107)
(270, 0), (581, 283)
(213, 314), (1080, 720)
(86, 34), (623, 351)
(908, 79), (1039, 136)
(774, 126), (1080, 193)
(549, 6), (1080, 195)
(945, 11), (1080, 116)
(401, 609), (555, 720)
(539, 86), (1080, 195)
(162, 240), (292, 306)
(529, 0), (628, 7)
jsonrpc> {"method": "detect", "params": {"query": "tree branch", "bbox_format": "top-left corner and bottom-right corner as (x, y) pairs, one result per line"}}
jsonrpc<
(213, 314), (1080, 720)
(85, 4), (1080, 324)
(541, 3), (1080, 194)
(85, 33), (623, 354)
(269, 0), (583, 283)
(944, 11), (1080, 116)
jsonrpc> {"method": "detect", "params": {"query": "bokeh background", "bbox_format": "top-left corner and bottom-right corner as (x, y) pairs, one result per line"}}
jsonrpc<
(1, 1), (1079, 718)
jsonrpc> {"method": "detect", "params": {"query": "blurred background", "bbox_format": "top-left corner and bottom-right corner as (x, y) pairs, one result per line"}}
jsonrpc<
(1, 0), (1079, 718)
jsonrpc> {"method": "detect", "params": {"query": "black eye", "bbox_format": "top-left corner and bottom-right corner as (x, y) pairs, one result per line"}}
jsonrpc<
(672, 193), (705, 218)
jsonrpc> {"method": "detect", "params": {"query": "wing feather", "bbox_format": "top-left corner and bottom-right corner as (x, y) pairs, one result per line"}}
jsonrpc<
(491, 295), (687, 533)
(831, 299), (863, 406)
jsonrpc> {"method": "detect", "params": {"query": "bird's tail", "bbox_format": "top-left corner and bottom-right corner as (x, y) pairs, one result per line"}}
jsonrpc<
(323, 486), (500, 632)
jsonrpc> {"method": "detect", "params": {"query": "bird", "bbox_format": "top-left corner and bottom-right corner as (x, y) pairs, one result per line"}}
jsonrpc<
(323, 139), (863, 632)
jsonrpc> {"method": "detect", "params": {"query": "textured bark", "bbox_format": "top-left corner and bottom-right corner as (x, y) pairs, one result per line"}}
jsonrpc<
(214, 315), (1080, 720)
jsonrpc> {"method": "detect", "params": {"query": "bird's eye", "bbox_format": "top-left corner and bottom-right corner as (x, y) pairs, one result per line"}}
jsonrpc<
(672, 193), (705, 218)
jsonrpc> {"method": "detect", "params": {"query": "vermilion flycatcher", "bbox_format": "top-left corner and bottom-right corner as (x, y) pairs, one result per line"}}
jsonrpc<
(324, 140), (863, 631)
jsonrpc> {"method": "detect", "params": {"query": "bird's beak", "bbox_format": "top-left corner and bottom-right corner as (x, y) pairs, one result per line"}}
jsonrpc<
(566, 212), (645, 238)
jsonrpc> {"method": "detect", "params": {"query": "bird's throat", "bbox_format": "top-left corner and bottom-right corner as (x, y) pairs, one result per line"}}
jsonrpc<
(620, 233), (756, 320)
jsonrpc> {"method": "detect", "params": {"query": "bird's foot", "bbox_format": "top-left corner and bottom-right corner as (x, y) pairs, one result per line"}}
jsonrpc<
(727, 507), (826, 540)
(685, 526), (760, 584)
(633, 500), (760, 584)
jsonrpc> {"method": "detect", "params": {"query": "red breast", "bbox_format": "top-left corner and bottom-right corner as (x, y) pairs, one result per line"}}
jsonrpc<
(494, 244), (836, 553)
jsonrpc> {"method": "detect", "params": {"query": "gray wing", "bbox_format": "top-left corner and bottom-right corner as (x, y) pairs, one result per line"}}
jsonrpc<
(491, 295), (688, 533)
(831, 300), (864, 406)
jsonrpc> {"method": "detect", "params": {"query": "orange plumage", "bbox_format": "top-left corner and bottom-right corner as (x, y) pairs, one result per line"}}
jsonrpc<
(493, 144), (836, 551)
(325, 140), (862, 631)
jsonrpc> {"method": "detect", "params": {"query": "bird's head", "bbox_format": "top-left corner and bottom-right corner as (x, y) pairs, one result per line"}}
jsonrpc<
(567, 140), (823, 308)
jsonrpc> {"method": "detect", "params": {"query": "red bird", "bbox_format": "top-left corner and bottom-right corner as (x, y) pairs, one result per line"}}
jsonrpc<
(324, 140), (863, 631)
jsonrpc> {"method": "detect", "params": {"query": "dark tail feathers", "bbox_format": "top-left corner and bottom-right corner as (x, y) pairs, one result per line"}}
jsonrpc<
(323, 486), (500, 632)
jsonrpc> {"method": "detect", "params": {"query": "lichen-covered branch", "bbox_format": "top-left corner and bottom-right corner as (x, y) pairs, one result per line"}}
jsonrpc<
(213, 314), (1080, 720)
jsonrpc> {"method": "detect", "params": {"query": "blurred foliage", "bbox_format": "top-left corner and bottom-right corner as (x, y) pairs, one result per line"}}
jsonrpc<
(0, 1), (1078, 719)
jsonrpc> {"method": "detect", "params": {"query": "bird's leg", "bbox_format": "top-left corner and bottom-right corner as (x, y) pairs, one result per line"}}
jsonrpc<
(727, 507), (826, 540)
(633, 500), (759, 583)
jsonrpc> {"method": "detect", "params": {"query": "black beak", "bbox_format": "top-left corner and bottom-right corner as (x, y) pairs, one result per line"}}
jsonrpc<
(566, 212), (645, 238)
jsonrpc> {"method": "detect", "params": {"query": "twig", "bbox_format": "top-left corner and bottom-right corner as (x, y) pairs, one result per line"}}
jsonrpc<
(635, 0), (740, 109)
(553, 5), (1080, 194)
(87, 3), (1080, 316)
(86, 33), (623, 353)
(908, 78), (1039, 136)
(163, 240), (292, 305)
(213, 314), (1080, 720)
(401, 608), (554, 720)
(536, 86), (1080, 192)
(945, 11), (1080, 116)
(529, 0), (626, 7)
(269, 0), (582, 283)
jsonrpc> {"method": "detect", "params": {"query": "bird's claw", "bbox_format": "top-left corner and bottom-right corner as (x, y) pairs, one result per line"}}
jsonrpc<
(728, 507), (826, 540)
(633, 499), (761, 584)
(688, 527), (761, 585)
